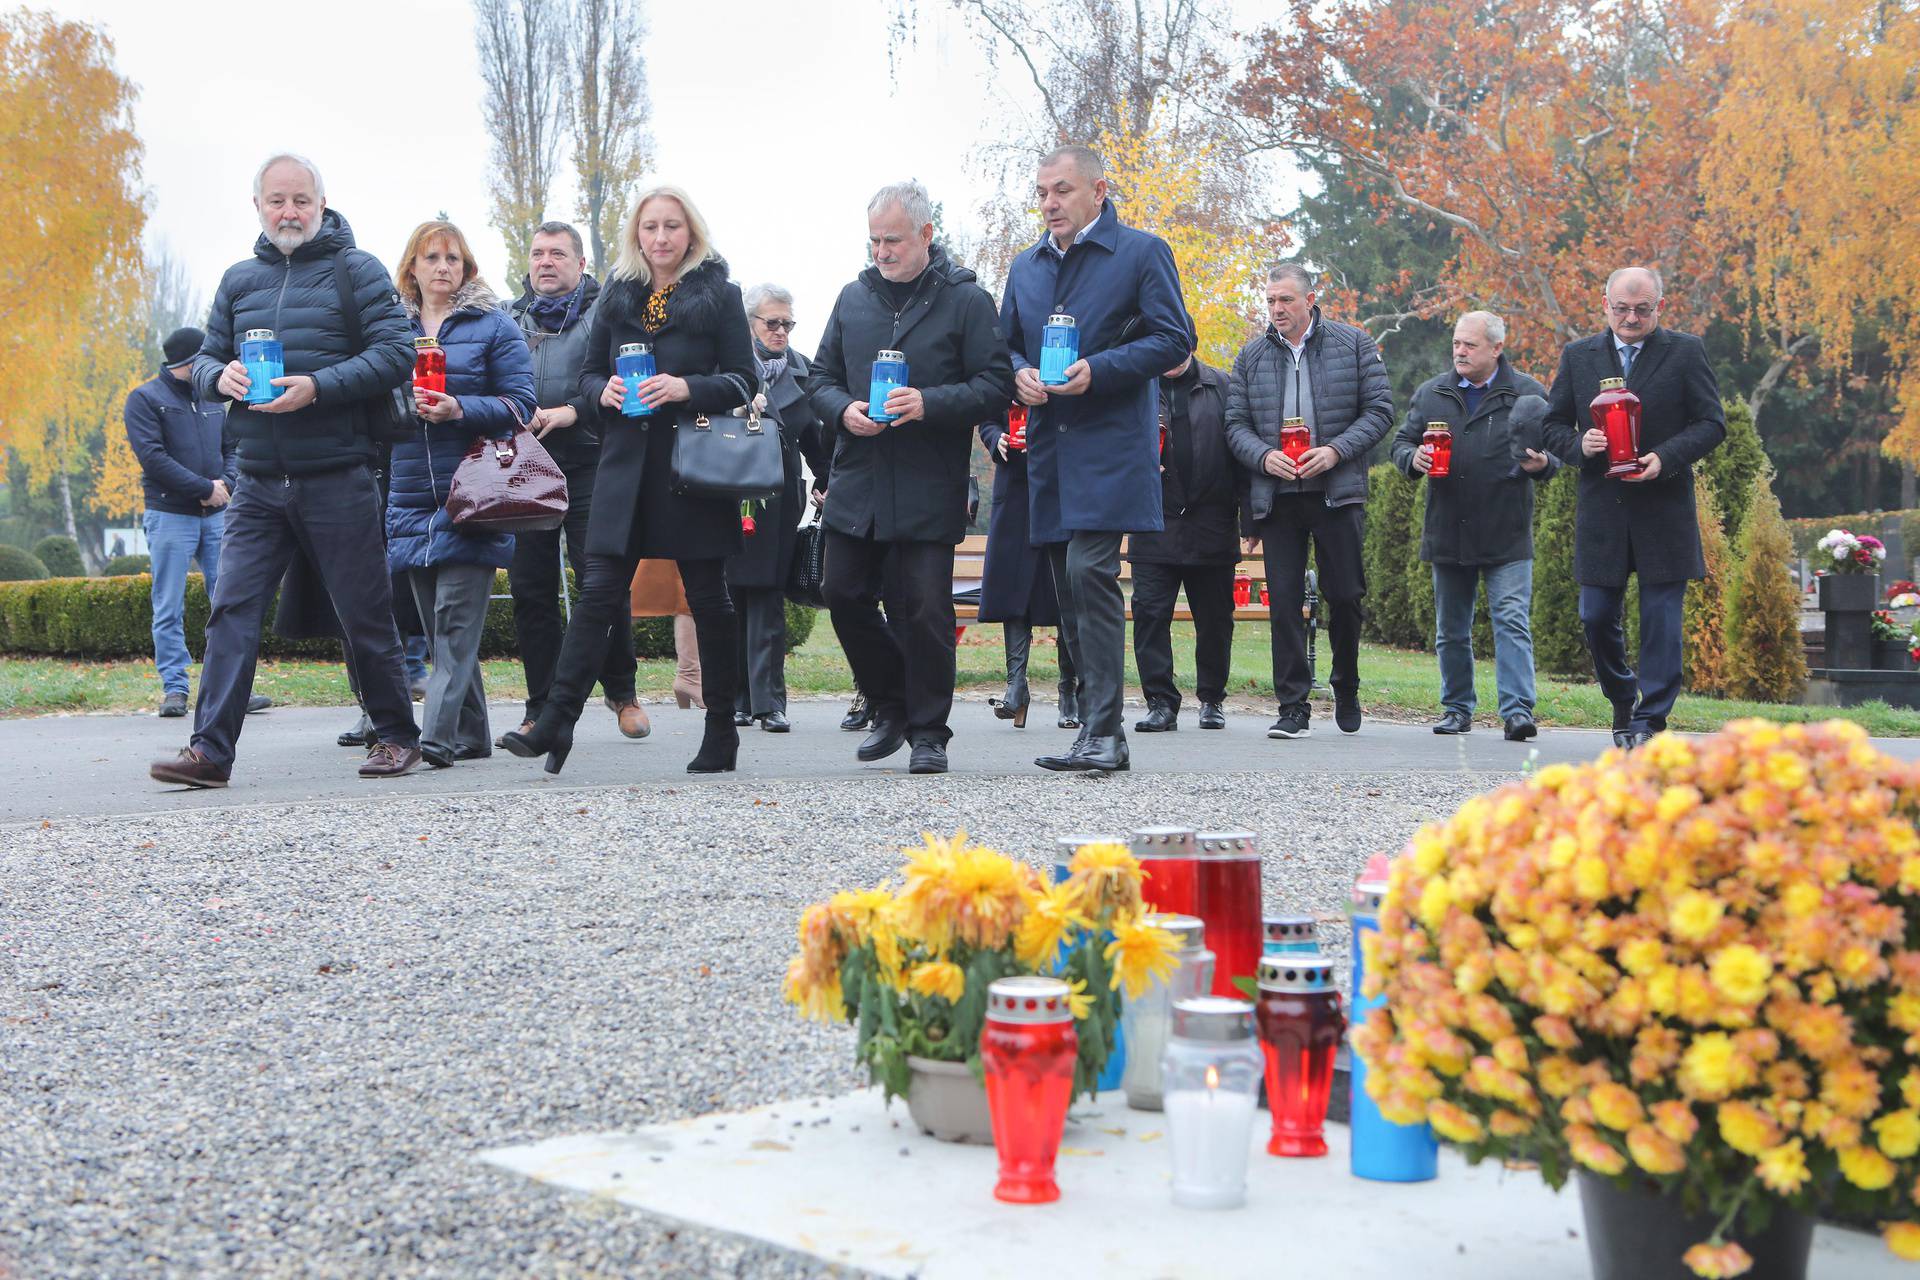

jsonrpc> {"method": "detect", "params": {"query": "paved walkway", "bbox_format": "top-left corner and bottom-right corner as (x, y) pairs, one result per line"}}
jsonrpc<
(0, 697), (1760, 825)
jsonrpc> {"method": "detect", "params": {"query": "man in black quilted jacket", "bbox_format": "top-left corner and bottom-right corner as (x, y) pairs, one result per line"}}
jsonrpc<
(1226, 263), (1395, 740)
(149, 154), (421, 788)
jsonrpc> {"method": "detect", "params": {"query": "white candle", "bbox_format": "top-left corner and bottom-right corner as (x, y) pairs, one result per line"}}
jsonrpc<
(1165, 1081), (1259, 1209)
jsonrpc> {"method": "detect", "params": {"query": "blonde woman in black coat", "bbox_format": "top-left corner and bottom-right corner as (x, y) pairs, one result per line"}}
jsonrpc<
(503, 186), (756, 774)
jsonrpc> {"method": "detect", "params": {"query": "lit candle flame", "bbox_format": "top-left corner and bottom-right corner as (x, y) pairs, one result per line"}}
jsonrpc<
(1205, 1065), (1219, 1090)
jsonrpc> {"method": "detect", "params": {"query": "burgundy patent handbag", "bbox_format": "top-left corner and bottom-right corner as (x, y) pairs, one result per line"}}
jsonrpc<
(445, 403), (569, 533)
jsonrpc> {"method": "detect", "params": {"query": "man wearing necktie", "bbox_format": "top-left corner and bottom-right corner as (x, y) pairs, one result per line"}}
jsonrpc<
(1541, 267), (1726, 750)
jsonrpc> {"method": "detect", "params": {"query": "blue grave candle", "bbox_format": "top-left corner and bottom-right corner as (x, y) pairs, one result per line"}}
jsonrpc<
(868, 349), (908, 423)
(1348, 862), (1439, 1182)
(1039, 314), (1078, 385)
(616, 343), (656, 418)
(1263, 913), (1320, 956)
(1052, 834), (1128, 1092)
(240, 329), (283, 405)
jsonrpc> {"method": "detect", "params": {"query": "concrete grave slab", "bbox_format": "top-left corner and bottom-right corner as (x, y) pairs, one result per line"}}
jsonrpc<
(480, 1089), (1899, 1279)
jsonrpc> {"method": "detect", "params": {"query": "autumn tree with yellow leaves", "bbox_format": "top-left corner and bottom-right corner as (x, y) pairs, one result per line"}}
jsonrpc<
(0, 12), (147, 564)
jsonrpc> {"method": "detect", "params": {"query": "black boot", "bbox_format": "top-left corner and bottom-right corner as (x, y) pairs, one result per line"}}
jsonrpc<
(688, 607), (741, 773)
(501, 706), (575, 775)
(992, 621), (1032, 727)
(1057, 679), (1081, 730)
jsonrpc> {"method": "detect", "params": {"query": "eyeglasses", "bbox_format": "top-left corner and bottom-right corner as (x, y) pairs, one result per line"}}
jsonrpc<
(754, 316), (797, 331)
(1607, 303), (1657, 319)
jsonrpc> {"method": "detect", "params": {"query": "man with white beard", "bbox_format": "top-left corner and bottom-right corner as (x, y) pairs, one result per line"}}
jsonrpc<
(149, 153), (422, 787)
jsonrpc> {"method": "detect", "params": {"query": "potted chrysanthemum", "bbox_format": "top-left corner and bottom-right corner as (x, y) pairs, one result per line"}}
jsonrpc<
(1816, 529), (1886, 614)
(783, 832), (1176, 1143)
(1354, 720), (1920, 1278)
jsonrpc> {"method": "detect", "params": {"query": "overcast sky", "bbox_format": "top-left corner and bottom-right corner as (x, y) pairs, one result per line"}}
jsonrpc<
(52, 0), (1296, 356)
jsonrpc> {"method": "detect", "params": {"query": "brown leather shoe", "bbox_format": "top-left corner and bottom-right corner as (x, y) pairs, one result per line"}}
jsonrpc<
(150, 747), (230, 789)
(359, 741), (422, 778)
(607, 697), (651, 739)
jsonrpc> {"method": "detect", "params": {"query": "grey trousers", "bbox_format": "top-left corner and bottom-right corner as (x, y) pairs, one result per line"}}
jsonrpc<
(734, 586), (789, 717)
(407, 562), (495, 757)
(1048, 531), (1126, 737)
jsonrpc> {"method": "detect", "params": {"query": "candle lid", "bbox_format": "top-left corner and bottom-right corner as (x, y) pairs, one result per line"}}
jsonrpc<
(1263, 914), (1317, 944)
(1424, 421), (1450, 430)
(1129, 825), (1196, 860)
(1598, 376), (1626, 391)
(876, 349), (906, 362)
(1283, 416), (1305, 427)
(987, 976), (1074, 1024)
(1351, 850), (1393, 918)
(618, 342), (651, 356)
(413, 336), (440, 350)
(1146, 913), (1205, 950)
(243, 328), (276, 341)
(1195, 831), (1259, 860)
(1046, 313), (1077, 327)
(1259, 955), (1338, 993)
(1054, 833), (1122, 874)
(1171, 996), (1255, 1042)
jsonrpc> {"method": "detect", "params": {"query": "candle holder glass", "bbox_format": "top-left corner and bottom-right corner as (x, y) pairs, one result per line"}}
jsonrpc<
(1162, 996), (1264, 1208)
(982, 976), (1078, 1203)
(1120, 915), (1213, 1111)
(1128, 825), (1199, 917)
(1255, 955), (1345, 1157)
(1262, 913), (1319, 956)
(1195, 832), (1263, 998)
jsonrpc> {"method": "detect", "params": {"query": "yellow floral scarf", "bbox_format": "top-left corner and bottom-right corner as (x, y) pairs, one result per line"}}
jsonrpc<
(642, 281), (678, 334)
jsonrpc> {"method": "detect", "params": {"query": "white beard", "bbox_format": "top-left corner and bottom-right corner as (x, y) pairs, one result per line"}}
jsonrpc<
(264, 217), (316, 254)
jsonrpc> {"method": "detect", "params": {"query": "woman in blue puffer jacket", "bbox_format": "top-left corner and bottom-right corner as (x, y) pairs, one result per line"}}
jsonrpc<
(387, 220), (536, 768)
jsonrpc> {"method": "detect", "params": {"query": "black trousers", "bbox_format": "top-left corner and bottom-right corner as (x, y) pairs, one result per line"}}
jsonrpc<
(823, 530), (956, 744)
(1130, 560), (1235, 709)
(508, 468), (637, 720)
(1258, 495), (1365, 708)
(546, 552), (734, 727)
(733, 586), (789, 717)
(1048, 532), (1127, 736)
(1580, 579), (1687, 732)
(194, 467), (418, 765)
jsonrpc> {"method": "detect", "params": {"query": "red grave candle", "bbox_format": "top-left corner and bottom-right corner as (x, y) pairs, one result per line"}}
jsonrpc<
(1006, 403), (1028, 451)
(1421, 423), (1453, 477)
(1280, 417), (1310, 464)
(1129, 825), (1199, 917)
(1234, 574), (1252, 608)
(981, 976), (1078, 1204)
(1591, 376), (1644, 478)
(412, 336), (446, 396)
(1256, 955), (1345, 1157)
(1195, 831), (1263, 999)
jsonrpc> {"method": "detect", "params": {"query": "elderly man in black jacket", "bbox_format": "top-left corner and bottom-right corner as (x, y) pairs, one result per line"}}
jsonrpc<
(808, 180), (1014, 774)
(1391, 311), (1554, 742)
(149, 154), (421, 788)
(1129, 327), (1239, 733)
(1226, 264), (1395, 740)
(1542, 267), (1726, 750)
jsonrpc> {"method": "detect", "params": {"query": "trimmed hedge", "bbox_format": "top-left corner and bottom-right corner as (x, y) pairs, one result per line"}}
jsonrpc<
(103, 554), (152, 576)
(0, 570), (818, 661)
(0, 545), (49, 582)
(32, 535), (85, 577)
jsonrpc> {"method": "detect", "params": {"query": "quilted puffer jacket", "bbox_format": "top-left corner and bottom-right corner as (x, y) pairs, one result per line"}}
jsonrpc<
(192, 209), (414, 476)
(1224, 306), (1395, 516)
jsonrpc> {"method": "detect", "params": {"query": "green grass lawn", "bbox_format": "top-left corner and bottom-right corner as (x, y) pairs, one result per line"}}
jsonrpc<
(6, 619), (1917, 736)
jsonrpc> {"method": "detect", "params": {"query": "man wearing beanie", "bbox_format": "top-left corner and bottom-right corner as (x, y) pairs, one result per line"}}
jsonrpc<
(123, 326), (264, 718)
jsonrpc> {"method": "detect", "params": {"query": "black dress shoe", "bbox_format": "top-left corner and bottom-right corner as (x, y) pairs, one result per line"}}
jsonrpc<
(1198, 702), (1226, 730)
(246, 694), (272, 713)
(857, 720), (906, 762)
(453, 745), (491, 761)
(1134, 704), (1178, 733)
(758, 710), (791, 733)
(733, 710), (752, 727)
(420, 745), (454, 769)
(1432, 710), (1472, 735)
(1038, 734), (1129, 772)
(840, 694), (872, 732)
(1612, 730), (1635, 750)
(909, 741), (949, 774)
(1628, 728), (1655, 749)
(1334, 690), (1362, 734)
(1504, 714), (1537, 742)
(159, 691), (188, 718)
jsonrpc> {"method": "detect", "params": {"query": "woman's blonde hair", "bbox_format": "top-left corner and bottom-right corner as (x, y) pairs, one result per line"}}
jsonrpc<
(395, 220), (483, 307)
(610, 186), (718, 287)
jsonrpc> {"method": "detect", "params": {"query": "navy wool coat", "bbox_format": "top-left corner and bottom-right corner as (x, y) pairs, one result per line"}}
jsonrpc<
(999, 201), (1190, 542)
(385, 280), (536, 574)
(976, 415), (1063, 626)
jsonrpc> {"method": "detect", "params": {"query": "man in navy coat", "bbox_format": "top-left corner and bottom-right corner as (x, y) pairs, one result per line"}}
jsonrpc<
(1542, 266), (1725, 750)
(1001, 144), (1189, 773)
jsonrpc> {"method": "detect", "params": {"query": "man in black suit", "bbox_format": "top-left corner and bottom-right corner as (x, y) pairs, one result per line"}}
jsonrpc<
(1542, 267), (1726, 750)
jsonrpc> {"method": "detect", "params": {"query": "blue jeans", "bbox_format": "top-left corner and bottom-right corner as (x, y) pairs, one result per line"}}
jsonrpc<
(1579, 578), (1687, 733)
(1432, 559), (1535, 721)
(144, 508), (224, 695)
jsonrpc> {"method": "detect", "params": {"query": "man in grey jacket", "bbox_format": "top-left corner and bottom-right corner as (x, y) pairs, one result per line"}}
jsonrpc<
(1225, 264), (1394, 739)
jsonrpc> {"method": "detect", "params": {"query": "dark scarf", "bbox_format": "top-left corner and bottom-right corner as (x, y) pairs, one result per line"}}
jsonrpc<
(753, 338), (788, 386)
(525, 278), (588, 333)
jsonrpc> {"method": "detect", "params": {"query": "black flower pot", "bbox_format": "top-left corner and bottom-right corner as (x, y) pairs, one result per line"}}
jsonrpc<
(1577, 1172), (1813, 1280)
(1817, 573), (1878, 613)
(1873, 640), (1918, 671)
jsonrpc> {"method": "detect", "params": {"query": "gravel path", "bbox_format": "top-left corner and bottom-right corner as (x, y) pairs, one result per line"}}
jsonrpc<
(2, 768), (1504, 1278)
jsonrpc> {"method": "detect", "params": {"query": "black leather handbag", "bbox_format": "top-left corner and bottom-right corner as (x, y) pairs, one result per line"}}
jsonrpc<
(332, 250), (415, 445)
(668, 374), (783, 500)
(787, 509), (828, 607)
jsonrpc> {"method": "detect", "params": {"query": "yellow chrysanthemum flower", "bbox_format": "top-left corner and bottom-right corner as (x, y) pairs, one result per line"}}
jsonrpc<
(1839, 1144), (1898, 1191)
(1681, 1240), (1753, 1279)
(1014, 881), (1092, 970)
(1065, 977), (1094, 1020)
(1708, 944), (1773, 1005)
(1717, 1101), (1779, 1156)
(1875, 1109), (1920, 1160)
(1681, 1033), (1749, 1101)
(1757, 1137), (1810, 1195)
(1627, 1124), (1687, 1176)
(1590, 1082), (1645, 1132)
(1885, 1222), (1920, 1261)
(1669, 891), (1725, 943)
(1427, 1099), (1485, 1144)
(1104, 915), (1180, 999)
(908, 960), (965, 1004)
(1065, 841), (1145, 920)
